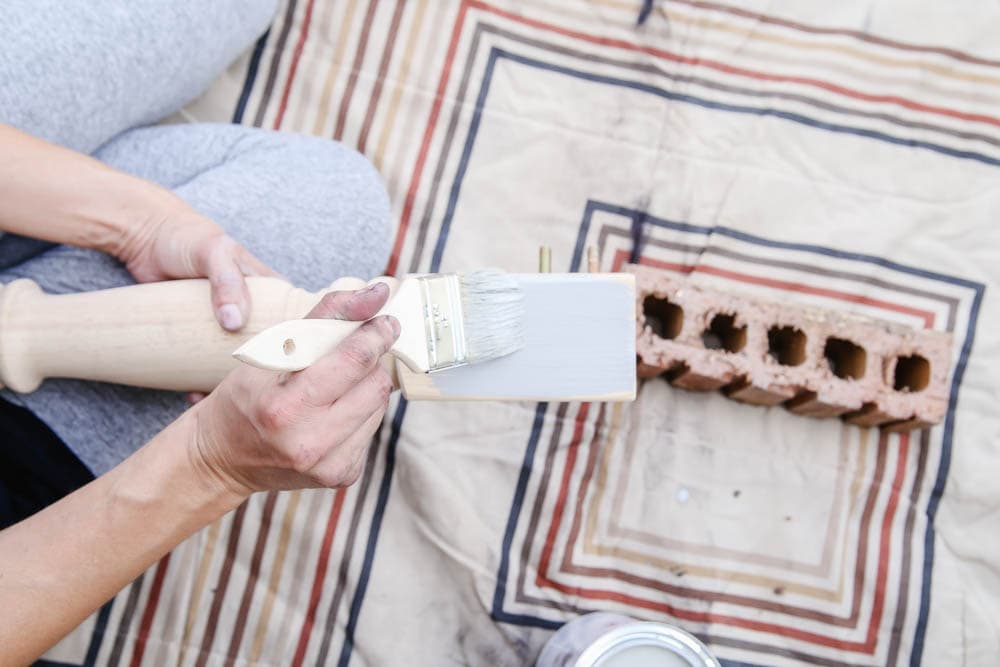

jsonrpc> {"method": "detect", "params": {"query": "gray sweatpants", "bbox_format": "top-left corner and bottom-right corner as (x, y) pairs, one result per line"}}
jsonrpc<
(0, 1), (392, 474)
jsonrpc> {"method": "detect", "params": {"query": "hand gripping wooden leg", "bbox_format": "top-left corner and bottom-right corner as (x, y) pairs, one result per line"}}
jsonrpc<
(0, 276), (388, 394)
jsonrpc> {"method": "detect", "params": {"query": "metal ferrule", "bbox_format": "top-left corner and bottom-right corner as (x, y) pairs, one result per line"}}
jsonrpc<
(417, 274), (467, 372)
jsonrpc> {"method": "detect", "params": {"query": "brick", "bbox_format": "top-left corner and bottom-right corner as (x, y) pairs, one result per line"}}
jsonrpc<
(786, 392), (853, 419)
(670, 368), (730, 392)
(637, 360), (668, 379)
(723, 378), (796, 406)
(627, 264), (953, 432)
(842, 403), (897, 427)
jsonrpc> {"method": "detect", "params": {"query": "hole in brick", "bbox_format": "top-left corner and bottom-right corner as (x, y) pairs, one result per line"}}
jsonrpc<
(894, 354), (930, 392)
(643, 295), (683, 340)
(767, 326), (807, 366)
(702, 313), (746, 353)
(824, 338), (866, 380)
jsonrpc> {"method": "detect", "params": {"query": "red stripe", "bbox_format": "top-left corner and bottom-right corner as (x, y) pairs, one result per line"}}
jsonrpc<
(612, 249), (935, 327)
(532, 250), (924, 652)
(127, 553), (172, 667)
(388, 0), (998, 274)
(864, 432), (910, 647)
(469, 0), (1000, 129)
(290, 488), (347, 666)
(537, 432), (909, 653)
(386, 0), (469, 275)
(381, 0), (929, 651)
(273, 0), (317, 129)
(671, 0), (1000, 69)
(533, 403), (590, 590)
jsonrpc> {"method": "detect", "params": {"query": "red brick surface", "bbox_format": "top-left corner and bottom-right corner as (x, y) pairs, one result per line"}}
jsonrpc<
(627, 264), (952, 431)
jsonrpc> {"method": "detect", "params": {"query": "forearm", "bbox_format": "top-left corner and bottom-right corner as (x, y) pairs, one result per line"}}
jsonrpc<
(0, 123), (178, 255)
(0, 408), (246, 665)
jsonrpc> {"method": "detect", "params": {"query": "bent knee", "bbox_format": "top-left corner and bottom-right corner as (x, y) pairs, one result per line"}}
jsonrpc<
(275, 136), (392, 280)
(221, 130), (392, 287)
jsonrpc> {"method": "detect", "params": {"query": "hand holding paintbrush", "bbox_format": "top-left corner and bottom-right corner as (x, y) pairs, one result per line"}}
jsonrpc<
(233, 268), (638, 403)
(233, 269), (528, 374)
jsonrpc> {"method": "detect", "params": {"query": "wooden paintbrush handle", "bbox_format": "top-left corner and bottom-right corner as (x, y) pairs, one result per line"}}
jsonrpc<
(0, 277), (330, 393)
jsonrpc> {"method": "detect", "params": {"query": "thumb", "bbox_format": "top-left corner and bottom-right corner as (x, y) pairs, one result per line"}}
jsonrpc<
(204, 238), (251, 332)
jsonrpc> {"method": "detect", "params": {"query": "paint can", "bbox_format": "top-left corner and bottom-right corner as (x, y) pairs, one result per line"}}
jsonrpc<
(535, 612), (720, 667)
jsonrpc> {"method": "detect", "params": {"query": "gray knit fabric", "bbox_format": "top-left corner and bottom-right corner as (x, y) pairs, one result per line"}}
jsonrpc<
(0, 2), (392, 474)
(0, 0), (280, 155)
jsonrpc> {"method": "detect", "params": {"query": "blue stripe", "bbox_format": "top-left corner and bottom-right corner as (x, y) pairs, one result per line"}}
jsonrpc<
(498, 198), (985, 664)
(336, 399), (407, 667)
(338, 47), (501, 665)
(637, 0), (655, 26)
(496, 48), (1000, 169)
(341, 39), (988, 665)
(232, 29), (270, 124)
(578, 199), (987, 664)
(911, 282), (985, 666)
(82, 599), (114, 666)
(585, 199), (982, 288)
(569, 202), (594, 273)
(490, 404), (552, 623)
(429, 49), (501, 272)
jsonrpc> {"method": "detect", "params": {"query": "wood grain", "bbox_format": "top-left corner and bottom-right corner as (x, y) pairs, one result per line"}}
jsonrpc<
(0, 277), (322, 393)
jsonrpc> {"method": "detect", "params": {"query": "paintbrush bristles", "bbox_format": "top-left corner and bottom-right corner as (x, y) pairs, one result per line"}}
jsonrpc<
(460, 269), (526, 364)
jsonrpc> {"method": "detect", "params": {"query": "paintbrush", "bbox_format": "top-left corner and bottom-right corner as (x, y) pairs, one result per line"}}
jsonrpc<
(231, 269), (526, 373)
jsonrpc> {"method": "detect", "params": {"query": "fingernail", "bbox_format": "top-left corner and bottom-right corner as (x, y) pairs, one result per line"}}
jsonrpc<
(386, 315), (401, 337)
(366, 282), (388, 296)
(219, 304), (243, 331)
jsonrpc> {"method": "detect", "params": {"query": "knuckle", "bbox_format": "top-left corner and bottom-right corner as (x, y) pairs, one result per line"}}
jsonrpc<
(289, 441), (323, 474)
(355, 318), (395, 356)
(300, 375), (329, 408)
(343, 449), (368, 487)
(373, 368), (393, 401)
(377, 316), (398, 344)
(309, 291), (346, 319)
(209, 264), (242, 288)
(342, 461), (364, 487)
(339, 339), (377, 370)
(256, 395), (294, 431)
(311, 460), (351, 488)
(308, 436), (372, 488)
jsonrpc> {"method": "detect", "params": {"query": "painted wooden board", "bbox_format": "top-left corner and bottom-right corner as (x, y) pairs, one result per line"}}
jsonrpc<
(397, 273), (636, 402)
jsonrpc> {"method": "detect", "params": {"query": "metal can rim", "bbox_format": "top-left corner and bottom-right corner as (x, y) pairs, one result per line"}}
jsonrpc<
(572, 622), (720, 667)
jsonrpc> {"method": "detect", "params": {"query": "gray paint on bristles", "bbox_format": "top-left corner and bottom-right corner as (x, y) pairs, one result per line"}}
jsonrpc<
(460, 269), (526, 364)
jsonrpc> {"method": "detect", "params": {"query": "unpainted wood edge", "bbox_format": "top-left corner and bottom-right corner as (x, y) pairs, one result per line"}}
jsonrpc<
(396, 361), (637, 402)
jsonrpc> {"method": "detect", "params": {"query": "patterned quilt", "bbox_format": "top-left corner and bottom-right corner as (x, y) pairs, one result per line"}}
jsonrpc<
(43, 1), (1000, 665)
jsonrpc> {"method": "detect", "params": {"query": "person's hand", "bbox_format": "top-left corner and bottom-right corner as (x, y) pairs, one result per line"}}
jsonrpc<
(116, 200), (277, 332)
(188, 282), (399, 494)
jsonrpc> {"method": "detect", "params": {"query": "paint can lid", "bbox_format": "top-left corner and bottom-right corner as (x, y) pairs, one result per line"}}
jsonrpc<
(573, 622), (720, 667)
(535, 613), (720, 667)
